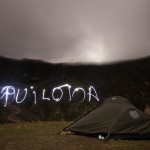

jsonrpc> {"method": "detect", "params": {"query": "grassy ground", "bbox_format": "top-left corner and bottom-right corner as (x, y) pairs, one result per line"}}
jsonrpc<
(0, 121), (150, 150)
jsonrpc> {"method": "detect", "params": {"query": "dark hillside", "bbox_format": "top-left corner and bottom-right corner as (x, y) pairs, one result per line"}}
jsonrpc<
(0, 56), (150, 122)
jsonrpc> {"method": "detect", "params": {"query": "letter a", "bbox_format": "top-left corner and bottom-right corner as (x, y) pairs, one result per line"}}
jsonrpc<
(87, 86), (99, 102)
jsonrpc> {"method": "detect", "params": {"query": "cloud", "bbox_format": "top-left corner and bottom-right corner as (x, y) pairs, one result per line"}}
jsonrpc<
(0, 0), (150, 63)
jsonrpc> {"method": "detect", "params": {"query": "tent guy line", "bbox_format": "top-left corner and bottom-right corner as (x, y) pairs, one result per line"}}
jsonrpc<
(0, 84), (100, 107)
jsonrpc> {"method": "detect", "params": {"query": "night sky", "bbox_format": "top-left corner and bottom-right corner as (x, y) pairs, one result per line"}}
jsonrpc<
(0, 0), (150, 63)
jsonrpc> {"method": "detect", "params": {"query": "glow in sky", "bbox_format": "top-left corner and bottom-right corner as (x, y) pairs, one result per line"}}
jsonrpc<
(0, 0), (150, 63)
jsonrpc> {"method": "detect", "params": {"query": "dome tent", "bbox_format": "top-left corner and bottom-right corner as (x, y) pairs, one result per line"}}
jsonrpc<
(64, 96), (150, 140)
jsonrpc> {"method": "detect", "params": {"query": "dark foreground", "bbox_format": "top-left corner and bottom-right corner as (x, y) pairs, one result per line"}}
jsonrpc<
(0, 121), (150, 150)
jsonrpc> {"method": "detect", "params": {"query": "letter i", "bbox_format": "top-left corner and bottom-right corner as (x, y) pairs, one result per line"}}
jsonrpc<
(33, 91), (37, 104)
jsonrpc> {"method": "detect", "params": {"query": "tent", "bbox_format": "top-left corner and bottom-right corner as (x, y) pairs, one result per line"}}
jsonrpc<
(64, 96), (150, 140)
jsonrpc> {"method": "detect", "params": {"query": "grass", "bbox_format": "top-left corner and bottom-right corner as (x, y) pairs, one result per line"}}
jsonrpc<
(0, 121), (150, 150)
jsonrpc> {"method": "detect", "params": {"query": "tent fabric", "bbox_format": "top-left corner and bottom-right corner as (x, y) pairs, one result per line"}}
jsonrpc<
(65, 96), (150, 137)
